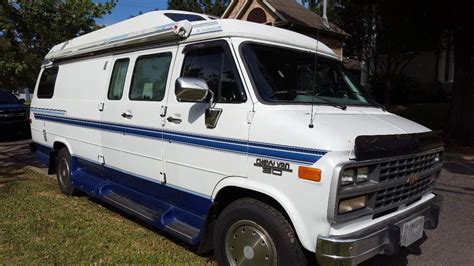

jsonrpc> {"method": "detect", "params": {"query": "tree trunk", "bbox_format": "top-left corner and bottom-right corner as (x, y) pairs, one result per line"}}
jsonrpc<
(445, 29), (474, 146)
(384, 79), (392, 108)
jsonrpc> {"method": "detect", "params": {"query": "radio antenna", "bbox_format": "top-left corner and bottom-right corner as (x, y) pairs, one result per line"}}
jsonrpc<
(308, 29), (320, 128)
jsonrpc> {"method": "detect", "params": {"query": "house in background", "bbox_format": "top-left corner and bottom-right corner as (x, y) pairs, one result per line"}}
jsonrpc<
(222, 0), (348, 59)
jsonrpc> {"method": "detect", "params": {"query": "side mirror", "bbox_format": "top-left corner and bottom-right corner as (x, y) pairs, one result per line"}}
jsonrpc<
(175, 77), (210, 102)
(175, 77), (222, 129)
(19, 99), (26, 103)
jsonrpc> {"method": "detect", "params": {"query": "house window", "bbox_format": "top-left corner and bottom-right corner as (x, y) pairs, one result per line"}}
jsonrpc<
(247, 8), (267, 24)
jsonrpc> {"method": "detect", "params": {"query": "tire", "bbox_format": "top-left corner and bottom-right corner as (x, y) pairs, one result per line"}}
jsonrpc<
(213, 198), (307, 266)
(56, 148), (78, 196)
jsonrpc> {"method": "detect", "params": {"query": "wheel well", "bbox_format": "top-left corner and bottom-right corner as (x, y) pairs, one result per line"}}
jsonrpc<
(213, 186), (292, 222)
(53, 142), (67, 152)
(196, 186), (295, 254)
(48, 142), (68, 174)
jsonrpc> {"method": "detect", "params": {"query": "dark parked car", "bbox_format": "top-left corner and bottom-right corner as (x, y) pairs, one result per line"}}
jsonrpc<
(0, 90), (30, 140)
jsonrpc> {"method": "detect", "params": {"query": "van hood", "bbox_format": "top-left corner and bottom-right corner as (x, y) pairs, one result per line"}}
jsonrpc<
(250, 106), (430, 155)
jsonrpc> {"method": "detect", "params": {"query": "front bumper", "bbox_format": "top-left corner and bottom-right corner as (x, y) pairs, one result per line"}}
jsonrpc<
(316, 194), (442, 265)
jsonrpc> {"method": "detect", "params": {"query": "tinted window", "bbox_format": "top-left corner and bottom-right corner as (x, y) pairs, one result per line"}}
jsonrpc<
(129, 53), (172, 101)
(0, 91), (20, 104)
(108, 59), (129, 100)
(165, 13), (205, 22)
(181, 45), (246, 103)
(37, 66), (59, 98)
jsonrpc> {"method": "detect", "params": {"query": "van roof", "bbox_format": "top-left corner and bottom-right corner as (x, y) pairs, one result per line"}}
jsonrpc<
(45, 10), (336, 62)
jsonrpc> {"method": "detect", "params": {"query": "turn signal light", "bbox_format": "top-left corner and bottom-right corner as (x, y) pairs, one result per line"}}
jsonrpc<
(298, 166), (321, 182)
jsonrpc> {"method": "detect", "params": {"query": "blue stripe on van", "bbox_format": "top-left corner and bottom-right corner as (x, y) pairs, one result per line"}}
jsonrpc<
(33, 113), (327, 164)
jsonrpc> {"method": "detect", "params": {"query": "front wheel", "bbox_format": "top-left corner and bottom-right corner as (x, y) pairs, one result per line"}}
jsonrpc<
(213, 198), (307, 266)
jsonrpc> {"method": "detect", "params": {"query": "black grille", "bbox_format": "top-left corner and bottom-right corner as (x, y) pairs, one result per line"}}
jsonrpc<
(335, 149), (443, 222)
(375, 174), (433, 210)
(379, 152), (439, 182)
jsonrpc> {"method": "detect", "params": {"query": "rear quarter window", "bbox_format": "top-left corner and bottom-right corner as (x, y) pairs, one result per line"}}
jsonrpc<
(37, 66), (59, 99)
(108, 59), (130, 100)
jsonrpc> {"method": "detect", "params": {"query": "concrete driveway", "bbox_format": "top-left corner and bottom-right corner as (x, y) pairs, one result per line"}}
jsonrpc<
(1, 140), (473, 265)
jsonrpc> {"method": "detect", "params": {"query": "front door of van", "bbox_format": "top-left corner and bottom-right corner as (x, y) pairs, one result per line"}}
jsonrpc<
(163, 40), (252, 196)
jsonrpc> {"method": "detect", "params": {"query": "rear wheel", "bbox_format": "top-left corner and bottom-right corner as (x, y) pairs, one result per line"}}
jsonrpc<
(213, 198), (307, 266)
(56, 148), (78, 196)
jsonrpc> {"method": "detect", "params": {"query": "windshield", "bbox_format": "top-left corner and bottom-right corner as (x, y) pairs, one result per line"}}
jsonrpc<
(0, 91), (21, 104)
(241, 43), (376, 106)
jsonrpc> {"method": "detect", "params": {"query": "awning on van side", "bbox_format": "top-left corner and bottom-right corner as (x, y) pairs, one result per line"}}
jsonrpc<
(45, 19), (193, 61)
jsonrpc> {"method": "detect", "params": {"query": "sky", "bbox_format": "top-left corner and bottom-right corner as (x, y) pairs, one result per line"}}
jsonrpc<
(94, 0), (169, 26)
(94, 0), (308, 26)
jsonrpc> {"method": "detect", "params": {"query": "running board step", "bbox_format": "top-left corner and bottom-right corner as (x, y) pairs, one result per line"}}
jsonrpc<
(165, 221), (200, 241)
(103, 192), (162, 221)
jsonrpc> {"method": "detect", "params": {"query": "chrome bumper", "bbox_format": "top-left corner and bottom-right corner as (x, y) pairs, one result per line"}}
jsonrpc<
(316, 194), (442, 266)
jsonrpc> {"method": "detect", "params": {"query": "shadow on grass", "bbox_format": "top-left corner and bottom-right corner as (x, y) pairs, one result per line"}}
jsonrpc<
(0, 164), (34, 196)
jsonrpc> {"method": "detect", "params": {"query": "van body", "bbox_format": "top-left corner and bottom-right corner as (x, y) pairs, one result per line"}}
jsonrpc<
(30, 11), (443, 265)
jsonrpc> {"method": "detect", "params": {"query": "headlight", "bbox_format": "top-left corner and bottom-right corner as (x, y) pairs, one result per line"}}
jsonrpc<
(356, 166), (369, 182)
(338, 195), (368, 214)
(341, 169), (355, 185)
(341, 166), (370, 185)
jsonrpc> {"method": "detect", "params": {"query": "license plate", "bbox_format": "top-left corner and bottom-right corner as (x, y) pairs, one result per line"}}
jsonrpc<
(400, 216), (425, 247)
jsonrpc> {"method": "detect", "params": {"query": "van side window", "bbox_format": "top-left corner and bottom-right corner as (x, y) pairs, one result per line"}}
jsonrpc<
(37, 66), (59, 98)
(107, 59), (129, 100)
(129, 53), (172, 101)
(181, 46), (246, 103)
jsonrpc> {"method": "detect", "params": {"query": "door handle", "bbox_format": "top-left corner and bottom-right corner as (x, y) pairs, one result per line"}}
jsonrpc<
(167, 117), (182, 124)
(121, 111), (133, 119)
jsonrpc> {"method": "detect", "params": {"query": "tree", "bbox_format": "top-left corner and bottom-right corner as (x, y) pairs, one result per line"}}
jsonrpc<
(306, 0), (474, 145)
(168, 0), (202, 13)
(167, 0), (230, 16)
(335, 1), (442, 107)
(444, 2), (474, 146)
(0, 0), (116, 91)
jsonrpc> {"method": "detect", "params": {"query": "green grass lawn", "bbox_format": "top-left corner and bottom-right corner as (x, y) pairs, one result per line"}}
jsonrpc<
(390, 102), (450, 131)
(0, 164), (213, 264)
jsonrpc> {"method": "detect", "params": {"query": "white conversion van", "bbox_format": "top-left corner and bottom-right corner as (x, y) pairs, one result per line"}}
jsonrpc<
(30, 10), (444, 265)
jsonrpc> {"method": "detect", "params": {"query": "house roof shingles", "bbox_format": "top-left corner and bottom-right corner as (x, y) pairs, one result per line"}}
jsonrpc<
(266, 0), (347, 37)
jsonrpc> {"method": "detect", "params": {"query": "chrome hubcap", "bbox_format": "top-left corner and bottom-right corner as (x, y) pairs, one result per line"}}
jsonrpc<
(58, 157), (70, 187)
(225, 220), (276, 266)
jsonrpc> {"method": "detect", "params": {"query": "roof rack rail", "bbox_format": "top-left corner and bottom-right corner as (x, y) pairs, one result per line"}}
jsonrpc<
(45, 20), (193, 61)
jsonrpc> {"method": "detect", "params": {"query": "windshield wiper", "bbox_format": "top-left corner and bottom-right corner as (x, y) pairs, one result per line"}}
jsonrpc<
(310, 93), (347, 110)
(271, 90), (346, 110)
(342, 90), (386, 110)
